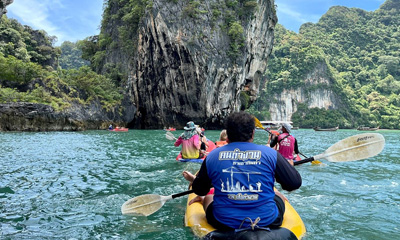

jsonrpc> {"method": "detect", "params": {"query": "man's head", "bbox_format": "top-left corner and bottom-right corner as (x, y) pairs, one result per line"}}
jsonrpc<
(225, 111), (255, 142)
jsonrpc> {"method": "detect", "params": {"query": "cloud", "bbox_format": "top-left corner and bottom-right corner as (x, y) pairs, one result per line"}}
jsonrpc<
(277, 2), (320, 25)
(7, 0), (67, 43)
(7, 0), (104, 45)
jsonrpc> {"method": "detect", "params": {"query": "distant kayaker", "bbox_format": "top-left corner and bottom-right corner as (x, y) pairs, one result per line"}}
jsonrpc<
(270, 123), (299, 161)
(174, 121), (201, 159)
(108, 124), (113, 130)
(183, 111), (302, 231)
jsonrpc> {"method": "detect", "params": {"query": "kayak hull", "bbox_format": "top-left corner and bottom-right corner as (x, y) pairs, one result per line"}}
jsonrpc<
(109, 128), (128, 132)
(184, 190), (306, 239)
(177, 158), (204, 163)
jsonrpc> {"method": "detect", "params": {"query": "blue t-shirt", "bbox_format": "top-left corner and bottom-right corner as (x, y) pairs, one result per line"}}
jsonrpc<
(205, 142), (278, 229)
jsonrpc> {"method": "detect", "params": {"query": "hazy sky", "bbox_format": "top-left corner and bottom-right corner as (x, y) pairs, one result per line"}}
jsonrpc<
(6, 0), (386, 46)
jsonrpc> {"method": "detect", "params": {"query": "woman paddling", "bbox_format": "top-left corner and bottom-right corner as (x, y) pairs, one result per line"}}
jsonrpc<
(174, 121), (201, 159)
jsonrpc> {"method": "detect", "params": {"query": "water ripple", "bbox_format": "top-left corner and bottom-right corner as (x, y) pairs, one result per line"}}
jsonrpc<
(1, 130), (399, 239)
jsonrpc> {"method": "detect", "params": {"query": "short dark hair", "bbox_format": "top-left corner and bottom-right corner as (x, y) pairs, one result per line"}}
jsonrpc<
(225, 111), (255, 142)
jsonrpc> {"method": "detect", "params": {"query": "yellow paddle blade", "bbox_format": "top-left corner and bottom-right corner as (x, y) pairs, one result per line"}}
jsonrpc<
(311, 160), (322, 165)
(121, 194), (168, 216)
(321, 133), (385, 162)
(254, 117), (264, 129)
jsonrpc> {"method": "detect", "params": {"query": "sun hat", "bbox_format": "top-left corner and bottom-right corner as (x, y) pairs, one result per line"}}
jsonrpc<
(184, 121), (196, 130)
(281, 123), (292, 133)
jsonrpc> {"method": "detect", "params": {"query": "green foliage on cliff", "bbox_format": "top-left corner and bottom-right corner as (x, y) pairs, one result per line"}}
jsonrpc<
(291, 103), (349, 128)
(0, 15), (123, 112)
(0, 53), (123, 111)
(0, 15), (59, 68)
(59, 41), (89, 70)
(255, 0), (400, 129)
(80, 0), (150, 73)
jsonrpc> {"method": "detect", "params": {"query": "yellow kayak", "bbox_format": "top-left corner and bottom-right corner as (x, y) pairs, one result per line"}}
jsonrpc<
(184, 189), (306, 239)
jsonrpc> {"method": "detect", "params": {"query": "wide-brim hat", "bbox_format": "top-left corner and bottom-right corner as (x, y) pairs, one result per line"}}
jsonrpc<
(281, 123), (292, 133)
(184, 121), (196, 130)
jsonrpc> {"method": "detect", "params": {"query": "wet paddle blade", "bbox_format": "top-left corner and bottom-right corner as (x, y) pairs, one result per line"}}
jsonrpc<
(320, 133), (385, 162)
(121, 194), (170, 216)
(165, 132), (177, 141)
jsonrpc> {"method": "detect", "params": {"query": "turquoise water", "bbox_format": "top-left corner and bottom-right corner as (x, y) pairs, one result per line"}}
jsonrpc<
(0, 129), (399, 239)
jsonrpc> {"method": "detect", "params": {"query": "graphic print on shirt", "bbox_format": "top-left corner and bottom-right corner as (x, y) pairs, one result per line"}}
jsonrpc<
(221, 166), (262, 193)
(218, 148), (263, 201)
(280, 138), (291, 147)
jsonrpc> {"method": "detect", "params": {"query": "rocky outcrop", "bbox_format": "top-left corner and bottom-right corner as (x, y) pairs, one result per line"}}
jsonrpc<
(0, 103), (82, 131)
(268, 63), (343, 121)
(0, 0), (13, 19)
(104, 0), (277, 129)
(0, 101), (136, 131)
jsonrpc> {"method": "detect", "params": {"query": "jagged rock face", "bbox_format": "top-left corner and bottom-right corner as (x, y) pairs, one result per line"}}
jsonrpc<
(268, 63), (342, 121)
(126, 0), (276, 129)
(0, 0), (13, 19)
(0, 102), (83, 131)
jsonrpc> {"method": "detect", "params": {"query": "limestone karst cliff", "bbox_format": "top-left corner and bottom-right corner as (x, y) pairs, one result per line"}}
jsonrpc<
(95, 0), (277, 129)
(268, 62), (343, 122)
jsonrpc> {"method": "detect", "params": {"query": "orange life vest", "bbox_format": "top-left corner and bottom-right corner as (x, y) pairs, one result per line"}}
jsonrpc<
(215, 140), (228, 148)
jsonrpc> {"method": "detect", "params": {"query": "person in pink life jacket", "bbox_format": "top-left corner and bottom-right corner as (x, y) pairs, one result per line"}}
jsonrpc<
(269, 123), (299, 165)
(174, 121), (201, 159)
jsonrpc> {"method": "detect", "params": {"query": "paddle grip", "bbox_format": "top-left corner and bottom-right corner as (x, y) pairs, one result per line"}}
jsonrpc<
(172, 190), (194, 199)
(294, 157), (315, 166)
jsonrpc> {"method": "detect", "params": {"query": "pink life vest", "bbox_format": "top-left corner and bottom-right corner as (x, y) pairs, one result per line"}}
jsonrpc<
(277, 133), (295, 160)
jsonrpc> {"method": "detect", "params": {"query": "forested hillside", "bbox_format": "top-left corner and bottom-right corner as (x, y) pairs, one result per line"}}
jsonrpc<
(0, 15), (123, 112)
(59, 41), (89, 70)
(251, 0), (400, 129)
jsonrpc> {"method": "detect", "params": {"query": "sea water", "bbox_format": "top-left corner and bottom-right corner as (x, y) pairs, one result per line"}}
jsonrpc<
(0, 129), (399, 239)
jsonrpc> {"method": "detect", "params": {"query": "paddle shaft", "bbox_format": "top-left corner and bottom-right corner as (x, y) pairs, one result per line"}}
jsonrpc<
(172, 190), (194, 199)
(298, 152), (306, 158)
(294, 157), (315, 165)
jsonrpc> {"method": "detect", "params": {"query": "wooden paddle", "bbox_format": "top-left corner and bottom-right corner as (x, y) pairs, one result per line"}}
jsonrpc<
(165, 131), (177, 141)
(294, 133), (385, 165)
(121, 190), (193, 216)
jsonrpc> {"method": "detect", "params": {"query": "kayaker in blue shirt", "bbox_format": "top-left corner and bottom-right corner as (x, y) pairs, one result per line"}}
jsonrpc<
(184, 111), (302, 231)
